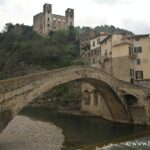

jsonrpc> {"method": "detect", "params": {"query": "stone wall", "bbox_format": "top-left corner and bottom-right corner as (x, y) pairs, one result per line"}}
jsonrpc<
(52, 14), (66, 31)
(81, 83), (113, 121)
(129, 106), (147, 124)
(33, 4), (74, 35)
(33, 13), (44, 35)
(112, 56), (130, 82)
(135, 80), (150, 88)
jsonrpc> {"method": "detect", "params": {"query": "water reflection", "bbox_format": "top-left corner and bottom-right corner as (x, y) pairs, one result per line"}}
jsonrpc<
(20, 107), (150, 150)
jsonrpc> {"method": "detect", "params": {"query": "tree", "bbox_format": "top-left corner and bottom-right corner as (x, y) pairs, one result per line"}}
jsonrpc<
(3, 23), (14, 32)
(68, 25), (76, 41)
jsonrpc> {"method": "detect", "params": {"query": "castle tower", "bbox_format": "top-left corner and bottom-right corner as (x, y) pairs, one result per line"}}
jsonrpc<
(65, 8), (74, 27)
(43, 3), (53, 34)
(43, 3), (52, 14)
(33, 4), (74, 35)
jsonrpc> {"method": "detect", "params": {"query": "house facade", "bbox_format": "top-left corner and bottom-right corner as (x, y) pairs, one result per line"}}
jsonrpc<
(81, 33), (150, 84)
(81, 33), (150, 116)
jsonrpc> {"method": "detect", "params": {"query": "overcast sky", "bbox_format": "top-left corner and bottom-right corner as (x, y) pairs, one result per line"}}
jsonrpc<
(0, 0), (150, 34)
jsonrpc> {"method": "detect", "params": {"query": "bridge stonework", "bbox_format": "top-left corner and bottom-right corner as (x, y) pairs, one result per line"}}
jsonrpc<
(0, 66), (150, 133)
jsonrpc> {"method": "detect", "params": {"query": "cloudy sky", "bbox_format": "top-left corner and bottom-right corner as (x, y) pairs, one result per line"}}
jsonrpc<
(0, 0), (150, 34)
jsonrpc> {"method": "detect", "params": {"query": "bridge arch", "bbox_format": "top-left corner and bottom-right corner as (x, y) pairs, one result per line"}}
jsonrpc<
(0, 65), (148, 132)
(121, 94), (138, 108)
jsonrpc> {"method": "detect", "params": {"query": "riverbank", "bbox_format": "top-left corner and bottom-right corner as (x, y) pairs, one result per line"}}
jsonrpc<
(0, 115), (64, 150)
(1, 107), (150, 150)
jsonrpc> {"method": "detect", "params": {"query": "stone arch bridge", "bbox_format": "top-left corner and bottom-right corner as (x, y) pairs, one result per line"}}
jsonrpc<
(0, 65), (150, 133)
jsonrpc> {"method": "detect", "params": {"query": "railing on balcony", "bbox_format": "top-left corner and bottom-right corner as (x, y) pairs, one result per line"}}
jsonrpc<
(129, 52), (137, 59)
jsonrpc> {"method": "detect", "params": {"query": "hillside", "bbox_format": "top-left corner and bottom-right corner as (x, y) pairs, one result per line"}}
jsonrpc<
(77, 25), (133, 35)
(0, 23), (80, 80)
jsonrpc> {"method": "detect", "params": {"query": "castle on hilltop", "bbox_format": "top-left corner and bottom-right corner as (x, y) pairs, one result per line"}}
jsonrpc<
(33, 3), (74, 35)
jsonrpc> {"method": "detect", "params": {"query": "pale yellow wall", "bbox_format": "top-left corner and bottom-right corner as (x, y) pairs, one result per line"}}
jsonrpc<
(133, 37), (150, 79)
(100, 35), (132, 82)
(112, 56), (131, 82)
(112, 44), (129, 58)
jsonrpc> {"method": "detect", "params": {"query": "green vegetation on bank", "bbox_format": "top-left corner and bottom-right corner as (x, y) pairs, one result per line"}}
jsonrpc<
(0, 23), (80, 79)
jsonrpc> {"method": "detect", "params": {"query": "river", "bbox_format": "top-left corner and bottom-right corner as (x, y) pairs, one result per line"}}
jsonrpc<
(0, 107), (150, 150)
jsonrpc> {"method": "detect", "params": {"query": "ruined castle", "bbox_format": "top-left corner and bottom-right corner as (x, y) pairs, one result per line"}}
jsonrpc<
(33, 3), (74, 35)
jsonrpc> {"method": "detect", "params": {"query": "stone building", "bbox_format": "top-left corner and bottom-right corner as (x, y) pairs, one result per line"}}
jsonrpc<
(79, 29), (97, 62)
(81, 33), (150, 116)
(33, 3), (74, 35)
(81, 33), (150, 84)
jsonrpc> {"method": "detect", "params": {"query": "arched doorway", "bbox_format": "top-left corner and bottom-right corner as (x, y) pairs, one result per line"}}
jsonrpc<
(122, 94), (138, 109)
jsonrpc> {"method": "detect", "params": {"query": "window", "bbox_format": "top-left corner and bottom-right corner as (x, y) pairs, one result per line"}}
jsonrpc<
(99, 60), (101, 64)
(47, 17), (49, 21)
(47, 24), (49, 27)
(137, 59), (141, 65)
(129, 46), (133, 55)
(48, 10), (50, 14)
(93, 41), (95, 47)
(130, 68), (134, 77)
(134, 47), (142, 53)
(97, 38), (100, 44)
(135, 71), (143, 80)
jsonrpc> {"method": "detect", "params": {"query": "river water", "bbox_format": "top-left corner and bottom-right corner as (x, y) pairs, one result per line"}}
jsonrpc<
(0, 107), (150, 150)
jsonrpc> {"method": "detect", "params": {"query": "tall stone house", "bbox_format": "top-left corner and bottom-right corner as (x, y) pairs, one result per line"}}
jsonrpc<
(81, 33), (150, 85)
(80, 33), (150, 116)
(33, 3), (74, 35)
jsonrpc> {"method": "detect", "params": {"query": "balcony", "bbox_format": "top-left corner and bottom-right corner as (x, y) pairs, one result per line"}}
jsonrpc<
(100, 53), (110, 62)
(129, 52), (137, 59)
(104, 52), (110, 60)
